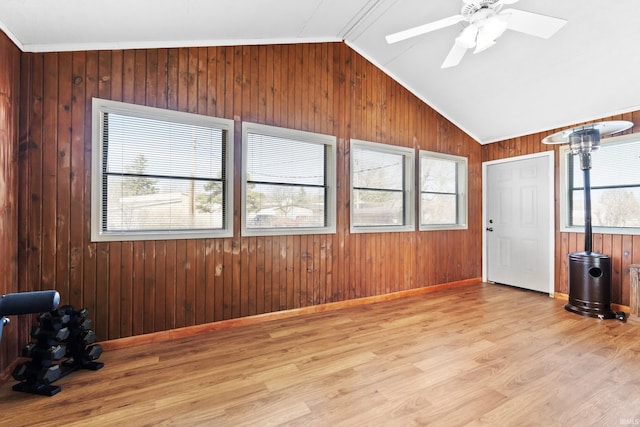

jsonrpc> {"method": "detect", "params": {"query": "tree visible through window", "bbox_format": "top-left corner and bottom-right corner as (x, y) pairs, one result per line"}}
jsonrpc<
(350, 140), (415, 233)
(419, 151), (467, 230)
(565, 138), (640, 230)
(242, 122), (336, 236)
(91, 98), (234, 241)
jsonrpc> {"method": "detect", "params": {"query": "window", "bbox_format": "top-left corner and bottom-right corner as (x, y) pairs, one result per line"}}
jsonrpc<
(350, 140), (415, 233)
(419, 151), (468, 230)
(91, 98), (234, 241)
(242, 122), (336, 236)
(560, 133), (640, 234)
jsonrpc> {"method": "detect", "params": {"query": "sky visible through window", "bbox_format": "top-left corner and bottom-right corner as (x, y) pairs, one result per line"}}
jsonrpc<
(569, 139), (640, 228)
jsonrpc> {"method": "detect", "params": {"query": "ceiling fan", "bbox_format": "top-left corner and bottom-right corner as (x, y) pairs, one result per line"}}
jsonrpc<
(385, 0), (567, 68)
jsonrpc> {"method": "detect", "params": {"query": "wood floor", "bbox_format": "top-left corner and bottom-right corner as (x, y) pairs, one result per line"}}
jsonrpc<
(1, 283), (639, 426)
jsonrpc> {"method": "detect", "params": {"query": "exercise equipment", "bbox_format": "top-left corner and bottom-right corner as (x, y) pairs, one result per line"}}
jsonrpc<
(58, 305), (104, 372)
(0, 291), (60, 343)
(7, 300), (104, 396)
(1, 291), (104, 396)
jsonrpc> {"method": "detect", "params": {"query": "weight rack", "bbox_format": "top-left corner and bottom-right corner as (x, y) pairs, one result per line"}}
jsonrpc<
(12, 305), (104, 396)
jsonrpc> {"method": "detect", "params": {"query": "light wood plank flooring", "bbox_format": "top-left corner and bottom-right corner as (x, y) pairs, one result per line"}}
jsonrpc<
(1, 283), (639, 426)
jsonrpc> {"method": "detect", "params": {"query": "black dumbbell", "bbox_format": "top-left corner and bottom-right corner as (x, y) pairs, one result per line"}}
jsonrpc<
(55, 305), (75, 316)
(83, 330), (96, 344)
(31, 326), (70, 341)
(78, 318), (92, 331)
(38, 312), (70, 330)
(85, 344), (103, 361)
(68, 329), (96, 345)
(66, 342), (102, 359)
(21, 343), (66, 361)
(12, 363), (61, 384)
(74, 308), (89, 320)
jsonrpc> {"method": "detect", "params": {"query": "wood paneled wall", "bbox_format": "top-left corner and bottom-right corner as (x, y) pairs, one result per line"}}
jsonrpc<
(13, 42), (483, 355)
(0, 32), (21, 371)
(482, 112), (640, 307)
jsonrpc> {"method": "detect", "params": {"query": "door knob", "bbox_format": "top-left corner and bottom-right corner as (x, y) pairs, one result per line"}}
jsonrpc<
(486, 227), (494, 232)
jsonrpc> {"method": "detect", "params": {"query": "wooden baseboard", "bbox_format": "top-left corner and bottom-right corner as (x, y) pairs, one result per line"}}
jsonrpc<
(0, 357), (25, 385)
(553, 292), (630, 314)
(0, 278), (481, 383)
(101, 278), (482, 352)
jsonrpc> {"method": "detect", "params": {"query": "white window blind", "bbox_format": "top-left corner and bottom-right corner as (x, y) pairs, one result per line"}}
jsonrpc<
(242, 122), (336, 236)
(91, 98), (234, 241)
(565, 138), (640, 230)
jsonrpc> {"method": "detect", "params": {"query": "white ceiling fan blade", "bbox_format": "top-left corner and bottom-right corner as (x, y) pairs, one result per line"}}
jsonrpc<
(386, 14), (464, 44)
(498, 0), (519, 4)
(441, 41), (469, 69)
(501, 8), (567, 39)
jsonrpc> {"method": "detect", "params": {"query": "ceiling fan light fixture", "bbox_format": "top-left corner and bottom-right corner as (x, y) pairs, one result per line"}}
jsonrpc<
(482, 14), (508, 40)
(456, 24), (478, 48)
(474, 38), (495, 53)
(474, 31), (496, 53)
(472, 14), (507, 53)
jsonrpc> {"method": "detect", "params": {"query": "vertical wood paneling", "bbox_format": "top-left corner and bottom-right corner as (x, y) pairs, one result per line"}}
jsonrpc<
(622, 235), (632, 305)
(69, 52), (86, 308)
(222, 239), (233, 320)
(175, 240), (187, 328)
(25, 54), (44, 302)
(155, 240), (167, 329)
(291, 235), (300, 308)
(56, 52), (72, 306)
(11, 42), (485, 359)
(16, 52), (34, 361)
(165, 240), (177, 329)
(41, 54), (58, 291)
(260, 235), (270, 312)
(0, 32), (21, 370)
(213, 239), (223, 322)
(194, 240), (206, 326)
(185, 240), (196, 326)
(144, 244), (157, 333)
(132, 240), (145, 335)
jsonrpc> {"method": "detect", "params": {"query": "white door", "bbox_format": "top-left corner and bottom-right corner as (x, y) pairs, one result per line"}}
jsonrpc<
(483, 152), (554, 294)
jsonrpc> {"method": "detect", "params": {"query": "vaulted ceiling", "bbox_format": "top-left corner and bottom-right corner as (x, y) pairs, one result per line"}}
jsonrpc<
(1, 0), (639, 144)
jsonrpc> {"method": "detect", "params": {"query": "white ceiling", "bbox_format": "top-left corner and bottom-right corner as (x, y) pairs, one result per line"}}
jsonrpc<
(1, 0), (639, 144)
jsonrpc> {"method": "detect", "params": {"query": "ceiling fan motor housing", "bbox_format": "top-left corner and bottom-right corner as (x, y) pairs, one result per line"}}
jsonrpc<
(461, 0), (501, 18)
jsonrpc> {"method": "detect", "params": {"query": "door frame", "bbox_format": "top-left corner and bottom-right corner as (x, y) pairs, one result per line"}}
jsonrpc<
(482, 151), (556, 296)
